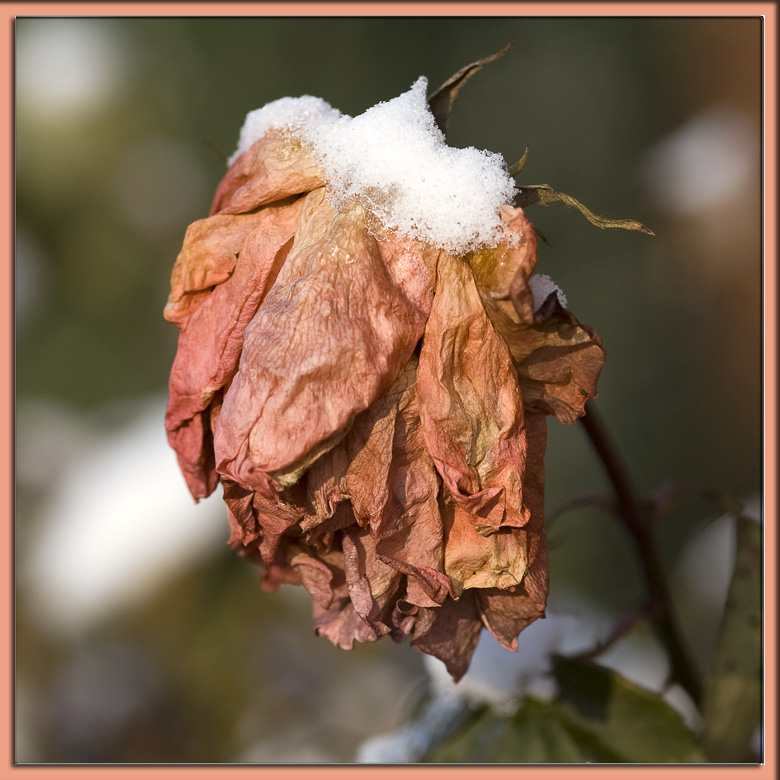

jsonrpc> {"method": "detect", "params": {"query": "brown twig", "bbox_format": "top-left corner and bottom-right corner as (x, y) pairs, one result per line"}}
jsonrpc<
(579, 402), (703, 705)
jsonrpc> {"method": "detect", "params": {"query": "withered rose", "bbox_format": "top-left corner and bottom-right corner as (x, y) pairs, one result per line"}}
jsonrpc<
(164, 111), (605, 680)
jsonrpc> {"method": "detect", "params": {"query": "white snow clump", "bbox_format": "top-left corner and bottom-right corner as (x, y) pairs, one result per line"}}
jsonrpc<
(227, 95), (341, 165)
(529, 273), (567, 311)
(228, 78), (518, 254)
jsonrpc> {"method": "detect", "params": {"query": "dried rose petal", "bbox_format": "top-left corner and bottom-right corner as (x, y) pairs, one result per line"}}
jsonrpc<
(343, 528), (404, 637)
(467, 204), (538, 329)
(468, 206), (606, 424)
(345, 359), (452, 606)
(164, 210), (277, 327)
(476, 409), (549, 650)
(417, 251), (530, 534)
(410, 593), (484, 681)
(213, 188), (433, 497)
(443, 503), (530, 592)
(511, 295), (605, 423)
(210, 130), (325, 216)
(166, 199), (303, 498)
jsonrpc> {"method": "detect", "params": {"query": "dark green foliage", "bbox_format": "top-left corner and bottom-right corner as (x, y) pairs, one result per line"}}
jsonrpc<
(700, 516), (762, 762)
(426, 659), (706, 764)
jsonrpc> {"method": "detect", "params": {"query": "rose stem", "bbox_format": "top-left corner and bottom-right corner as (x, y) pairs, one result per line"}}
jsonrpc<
(579, 402), (703, 705)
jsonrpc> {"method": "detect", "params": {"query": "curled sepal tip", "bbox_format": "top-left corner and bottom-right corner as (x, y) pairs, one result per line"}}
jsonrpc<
(427, 40), (515, 137)
(516, 183), (654, 235)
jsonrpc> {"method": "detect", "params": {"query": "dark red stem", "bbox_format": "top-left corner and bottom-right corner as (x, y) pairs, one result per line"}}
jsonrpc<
(579, 402), (703, 705)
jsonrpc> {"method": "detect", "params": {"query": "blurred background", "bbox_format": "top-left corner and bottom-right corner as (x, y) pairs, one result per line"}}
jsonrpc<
(15, 15), (762, 763)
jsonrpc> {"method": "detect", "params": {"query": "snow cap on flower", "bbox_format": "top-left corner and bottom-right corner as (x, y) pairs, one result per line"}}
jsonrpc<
(300, 78), (518, 253)
(224, 78), (517, 254)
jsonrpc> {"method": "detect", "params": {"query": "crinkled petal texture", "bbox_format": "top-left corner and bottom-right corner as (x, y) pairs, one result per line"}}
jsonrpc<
(417, 251), (530, 536)
(213, 187), (436, 497)
(210, 130), (326, 216)
(165, 198), (303, 498)
(164, 128), (605, 681)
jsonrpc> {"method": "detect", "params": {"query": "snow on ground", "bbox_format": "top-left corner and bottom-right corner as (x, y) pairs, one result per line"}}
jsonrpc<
(18, 395), (227, 636)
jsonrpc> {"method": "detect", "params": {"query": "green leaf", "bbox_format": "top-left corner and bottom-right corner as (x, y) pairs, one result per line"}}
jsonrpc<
(425, 659), (706, 763)
(553, 657), (707, 763)
(515, 184), (654, 235)
(425, 700), (609, 764)
(425, 659), (709, 763)
(700, 515), (762, 762)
